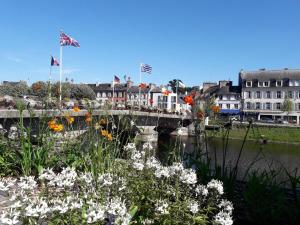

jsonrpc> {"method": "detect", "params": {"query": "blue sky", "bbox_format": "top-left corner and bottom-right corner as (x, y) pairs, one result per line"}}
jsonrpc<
(1, 0), (300, 87)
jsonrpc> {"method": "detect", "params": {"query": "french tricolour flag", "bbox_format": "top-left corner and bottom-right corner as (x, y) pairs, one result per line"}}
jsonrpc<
(51, 56), (59, 66)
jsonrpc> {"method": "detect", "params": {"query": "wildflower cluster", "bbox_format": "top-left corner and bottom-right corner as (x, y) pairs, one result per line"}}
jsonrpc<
(48, 119), (64, 132)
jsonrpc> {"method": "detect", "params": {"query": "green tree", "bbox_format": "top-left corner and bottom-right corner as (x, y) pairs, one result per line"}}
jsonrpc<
(31, 81), (49, 98)
(282, 96), (293, 114)
(0, 81), (29, 97)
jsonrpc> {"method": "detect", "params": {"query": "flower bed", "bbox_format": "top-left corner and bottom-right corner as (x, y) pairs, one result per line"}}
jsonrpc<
(0, 143), (233, 225)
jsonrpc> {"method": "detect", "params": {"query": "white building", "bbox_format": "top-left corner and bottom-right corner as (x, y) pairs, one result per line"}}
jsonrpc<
(239, 69), (300, 124)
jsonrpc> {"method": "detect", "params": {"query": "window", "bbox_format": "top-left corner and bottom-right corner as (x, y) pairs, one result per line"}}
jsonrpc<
(266, 91), (271, 98)
(276, 103), (281, 110)
(234, 104), (238, 109)
(219, 103), (222, 108)
(276, 80), (282, 87)
(246, 102), (251, 109)
(108, 92), (111, 97)
(246, 81), (252, 87)
(226, 104), (230, 109)
(298, 103), (300, 110)
(219, 95), (223, 100)
(258, 81), (264, 87)
(266, 102), (271, 110)
(276, 91), (282, 99)
(244, 91), (251, 99)
(255, 102), (261, 109)
(163, 96), (168, 102)
(264, 81), (269, 87)
(158, 96), (161, 101)
(171, 96), (176, 102)
(256, 91), (261, 99)
(288, 91), (293, 98)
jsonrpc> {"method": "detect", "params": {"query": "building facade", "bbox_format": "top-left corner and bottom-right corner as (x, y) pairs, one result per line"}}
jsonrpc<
(239, 69), (300, 124)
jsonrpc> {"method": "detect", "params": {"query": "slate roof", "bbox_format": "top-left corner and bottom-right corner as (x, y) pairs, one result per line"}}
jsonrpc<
(239, 69), (300, 81)
(88, 83), (127, 91)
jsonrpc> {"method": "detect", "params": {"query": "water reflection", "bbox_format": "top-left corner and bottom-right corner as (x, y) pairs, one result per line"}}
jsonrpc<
(156, 134), (300, 180)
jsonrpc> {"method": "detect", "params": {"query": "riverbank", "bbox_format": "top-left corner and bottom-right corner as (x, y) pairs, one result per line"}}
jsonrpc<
(206, 125), (300, 144)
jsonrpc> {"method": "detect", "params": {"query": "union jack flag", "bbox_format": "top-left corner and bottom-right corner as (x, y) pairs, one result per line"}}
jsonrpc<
(50, 56), (59, 66)
(60, 32), (80, 47)
(113, 75), (120, 84)
(141, 63), (152, 74)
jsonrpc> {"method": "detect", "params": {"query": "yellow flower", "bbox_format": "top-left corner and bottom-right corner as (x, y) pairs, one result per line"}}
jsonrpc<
(53, 124), (64, 132)
(99, 118), (107, 125)
(66, 116), (74, 125)
(73, 106), (80, 112)
(107, 133), (113, 141)
(101, 130), (109, 137)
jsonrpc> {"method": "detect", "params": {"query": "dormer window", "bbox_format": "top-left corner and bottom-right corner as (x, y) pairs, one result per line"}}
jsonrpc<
(258, 81), (263, 87)
(246, 81), (252, 87)
(264, 81), (269, 87)
(276, 80), (282, 87)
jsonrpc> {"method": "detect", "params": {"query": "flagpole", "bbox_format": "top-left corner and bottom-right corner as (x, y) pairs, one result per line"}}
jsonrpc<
(59, 45), (63, 107)
(49, 58), (52, 100)
(112, 79), (115, 109)
(176, 79), (178, 105)
(139, 63), (142, 111)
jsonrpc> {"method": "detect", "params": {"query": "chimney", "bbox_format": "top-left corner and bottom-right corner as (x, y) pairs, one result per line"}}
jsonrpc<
(202, 82), (217, 92)
(219, 80), (232, 88)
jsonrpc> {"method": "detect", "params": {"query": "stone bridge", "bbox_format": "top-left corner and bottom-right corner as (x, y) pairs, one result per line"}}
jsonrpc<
(0, 109), (192, 133)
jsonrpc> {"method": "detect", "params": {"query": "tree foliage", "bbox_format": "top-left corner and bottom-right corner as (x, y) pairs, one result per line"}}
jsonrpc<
(0, 81), (29, 97)
(282, 96), (293, 114)
(31, 81), (49, 98)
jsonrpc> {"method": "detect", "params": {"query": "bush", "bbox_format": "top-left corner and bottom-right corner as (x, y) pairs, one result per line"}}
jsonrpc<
(0, 81), (29, 97)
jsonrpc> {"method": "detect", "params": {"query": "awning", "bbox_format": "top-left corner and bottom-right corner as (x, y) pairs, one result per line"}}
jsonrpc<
(220, 109), (240, 114)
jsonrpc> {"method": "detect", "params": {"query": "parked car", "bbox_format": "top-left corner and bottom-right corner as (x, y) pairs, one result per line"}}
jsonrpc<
(277, 119), (289, 124)
(260, 118), (275, 124)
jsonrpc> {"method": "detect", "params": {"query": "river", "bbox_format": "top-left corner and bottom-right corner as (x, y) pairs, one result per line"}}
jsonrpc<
(156, 134), (300, 180)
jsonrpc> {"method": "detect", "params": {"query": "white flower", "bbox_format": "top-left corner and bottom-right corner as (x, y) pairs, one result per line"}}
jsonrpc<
(142, 218), (154, 224)
(98, 173), (113, 187)
(0, 178), (16, 192)
(131, 150), (142, 160)
(168, 162), (184, 176)
(207, 179), (224, 195)
(79, 172), (94, 185)
(218, 200), (234, 214)
(180, 169), (197, 184)
(132, 161), (144, 171)
(124, 143), (136, 151)
(145, 157), (161, 169)
(48, 167), (77, 188)
(142, 142), (153, 150)
(177, 128), (183, 135)
(130, 121), (135, 126)
(155, 199), (169, 215)
(154, 166), (170, 178)
(0, 208), (20, 225)
(106, 197), (127, 217)
(84, 202), (105, 223)
(39, 168), (55, 181)
(195, 184), (209, 197)
(214, 210), (233, 225)
(18, 176), (37, 191)
(188, 200), (199, 214)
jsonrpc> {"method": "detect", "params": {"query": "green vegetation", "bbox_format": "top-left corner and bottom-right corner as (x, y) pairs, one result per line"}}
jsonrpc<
(207, 124), (300, 143)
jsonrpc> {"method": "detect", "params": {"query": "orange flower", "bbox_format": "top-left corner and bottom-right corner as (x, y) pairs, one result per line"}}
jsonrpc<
(85, 112), (92, 123)
(211, 105), (221, 114)
(53, 124), (64, 132)
(73, 106), (80, 112)
(162, 90), (171, 96)
(183, 95), (194, 105)
(197, 111), (205, 120)
(48, 119), (57, 130)
(139, 83), (147, 89)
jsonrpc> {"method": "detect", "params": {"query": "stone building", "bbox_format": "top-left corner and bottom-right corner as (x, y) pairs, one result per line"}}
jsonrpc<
(239, 68), (300, 123)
